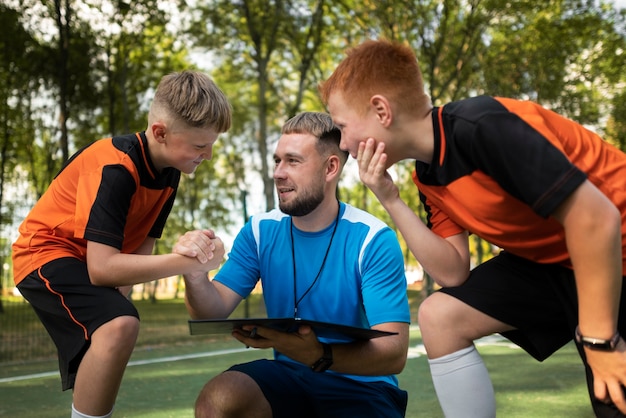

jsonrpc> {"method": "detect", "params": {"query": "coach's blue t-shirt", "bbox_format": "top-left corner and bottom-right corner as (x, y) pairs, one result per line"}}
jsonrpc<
(215, 202), (410, 386)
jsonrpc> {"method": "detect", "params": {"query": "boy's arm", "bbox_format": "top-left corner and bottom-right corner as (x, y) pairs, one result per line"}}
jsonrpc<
(382, 197), (470, 286)
(357, 138), (471, 286)
(552, 180), (626, 412)
(116, 237), (157, 296)
(85, 232), (224, 287)
(554, 180), (622, 344)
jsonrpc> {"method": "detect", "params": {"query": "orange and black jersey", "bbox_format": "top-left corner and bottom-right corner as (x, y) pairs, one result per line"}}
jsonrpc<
(413, 96), (626, 272)
(12, 132), (180, 284)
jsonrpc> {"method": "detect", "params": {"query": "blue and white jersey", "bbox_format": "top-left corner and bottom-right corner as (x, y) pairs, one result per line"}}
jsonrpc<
(215, 202), (410, 386)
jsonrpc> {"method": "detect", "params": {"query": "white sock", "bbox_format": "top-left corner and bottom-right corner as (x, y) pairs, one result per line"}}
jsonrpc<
(71, 403), (114, 418)
(428, 345), (496, 418)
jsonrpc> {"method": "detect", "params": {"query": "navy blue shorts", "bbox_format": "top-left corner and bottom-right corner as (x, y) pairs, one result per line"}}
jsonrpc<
(228, 359), (408, 418)
(17, 257), (139, 390)
(440, 251), (626, 417)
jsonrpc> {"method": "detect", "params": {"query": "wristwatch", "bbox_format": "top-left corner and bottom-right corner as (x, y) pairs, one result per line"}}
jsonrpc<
(311, 343), (333, 372)
(575, 326), (620, 351)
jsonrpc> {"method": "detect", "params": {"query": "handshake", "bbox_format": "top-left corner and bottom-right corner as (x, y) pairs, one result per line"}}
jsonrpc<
(173, 229), (226, 276)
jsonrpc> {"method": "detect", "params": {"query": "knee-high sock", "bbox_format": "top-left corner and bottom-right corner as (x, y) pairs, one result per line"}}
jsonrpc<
(71, 404), (113, 418)
(428, 345), (495, 418)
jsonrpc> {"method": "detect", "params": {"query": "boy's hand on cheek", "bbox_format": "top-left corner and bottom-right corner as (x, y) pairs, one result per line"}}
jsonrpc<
(357, 138), (397, 203)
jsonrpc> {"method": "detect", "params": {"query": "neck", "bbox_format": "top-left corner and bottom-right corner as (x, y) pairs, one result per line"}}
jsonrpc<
(144, 129), (165, 173)
(291, 199), (340, 232)
(390, 108), (434, 165)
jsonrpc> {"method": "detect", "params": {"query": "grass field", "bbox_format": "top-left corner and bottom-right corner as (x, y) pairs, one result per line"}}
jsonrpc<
(0, 296), (595, 417)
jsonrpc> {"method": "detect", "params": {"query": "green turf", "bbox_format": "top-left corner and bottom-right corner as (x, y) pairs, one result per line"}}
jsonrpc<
(0, 295), (594, 417)
(0, 329), (594, 417)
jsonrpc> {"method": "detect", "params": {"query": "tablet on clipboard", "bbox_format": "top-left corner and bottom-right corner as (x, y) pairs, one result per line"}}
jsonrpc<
(188, 317), (397, 341)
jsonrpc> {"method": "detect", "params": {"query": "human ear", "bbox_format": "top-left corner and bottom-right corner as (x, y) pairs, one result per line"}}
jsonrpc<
(152, 122), (167, 143)
(326, 155), (341, 178)
(370, 95), (392, 127)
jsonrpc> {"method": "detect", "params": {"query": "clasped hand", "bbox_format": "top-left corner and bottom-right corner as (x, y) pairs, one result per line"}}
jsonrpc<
(173, 229), (225, 273)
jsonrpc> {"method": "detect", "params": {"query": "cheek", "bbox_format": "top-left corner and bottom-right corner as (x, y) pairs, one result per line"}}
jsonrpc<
(179, 149), (198, 160)
(345, 132), (361, 147)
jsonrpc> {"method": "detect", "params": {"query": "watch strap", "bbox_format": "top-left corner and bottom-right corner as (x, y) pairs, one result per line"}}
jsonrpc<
(575, 326), (620, 351)
(311, 343), (333, 372)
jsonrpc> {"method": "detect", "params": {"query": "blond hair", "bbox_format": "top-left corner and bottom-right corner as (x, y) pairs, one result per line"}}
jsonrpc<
(150, 70), (232, 132)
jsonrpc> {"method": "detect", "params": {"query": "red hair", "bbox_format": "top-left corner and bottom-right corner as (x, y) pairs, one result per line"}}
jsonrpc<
(319, 39), (430, 116)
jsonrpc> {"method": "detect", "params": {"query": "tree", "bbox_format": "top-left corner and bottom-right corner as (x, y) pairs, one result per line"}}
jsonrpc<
(0, 5), (39, 224)
(191, 0), (331, 211)
(0, 4), (49, 306)
(2, 0), (243, 298)
(2, 0), (625, 299)
(15, 0), (99, 190)
(330, 0), (626, 290)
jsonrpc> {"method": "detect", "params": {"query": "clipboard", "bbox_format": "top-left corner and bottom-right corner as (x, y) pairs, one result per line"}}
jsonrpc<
(188, 317), (397, 340)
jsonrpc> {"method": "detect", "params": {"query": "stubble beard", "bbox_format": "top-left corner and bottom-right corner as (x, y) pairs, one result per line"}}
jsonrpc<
(278, 183), (325, 217)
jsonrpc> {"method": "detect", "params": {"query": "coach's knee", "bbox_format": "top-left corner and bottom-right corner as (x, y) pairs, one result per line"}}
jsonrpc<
(195, 371), (269, 418)
(195, 373), (239, 417)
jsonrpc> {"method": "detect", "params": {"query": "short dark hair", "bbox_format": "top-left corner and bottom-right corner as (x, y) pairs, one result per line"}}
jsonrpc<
(281, 112), (348, 164)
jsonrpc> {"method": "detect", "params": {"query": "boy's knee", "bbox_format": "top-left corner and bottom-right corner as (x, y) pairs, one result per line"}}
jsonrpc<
(109, 315), (140, 337)
(94, 315), (139, 349)
(418, 293), (468, 337)
(417, 293), (443, 330)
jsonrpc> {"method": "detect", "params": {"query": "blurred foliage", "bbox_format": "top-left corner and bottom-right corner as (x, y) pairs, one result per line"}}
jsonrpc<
(0, 0), (624, 295)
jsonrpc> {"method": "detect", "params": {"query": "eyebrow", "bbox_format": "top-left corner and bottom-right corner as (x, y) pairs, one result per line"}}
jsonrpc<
(275, 151), (304, 160)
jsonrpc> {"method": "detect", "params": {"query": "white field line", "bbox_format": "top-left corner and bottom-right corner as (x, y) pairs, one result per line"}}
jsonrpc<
(2, 331), (519, 383)
(408, 333), (520, 359)
(0, 347), (249, 384)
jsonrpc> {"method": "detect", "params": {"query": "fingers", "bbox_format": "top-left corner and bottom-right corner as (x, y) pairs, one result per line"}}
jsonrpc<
(357, 138), (379, 178)
(356, 139), (368, 166)
(588, 345), (626, 413)
(597, 382), (626, 414)
(607, 383), (626, 413)
(211, 237), (226, 261)
(594, 378), (609, 404)
(296, 325), (313, 336)
(173, 229), (222, 264)
(233, 326), (271, 349)
(357, 138), (375, 169)
(357, 138), (394, 204)
(173, 230), (213, 258)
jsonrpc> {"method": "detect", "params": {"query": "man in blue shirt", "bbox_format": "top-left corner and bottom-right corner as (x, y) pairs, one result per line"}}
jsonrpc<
(177, 112), (410, 418)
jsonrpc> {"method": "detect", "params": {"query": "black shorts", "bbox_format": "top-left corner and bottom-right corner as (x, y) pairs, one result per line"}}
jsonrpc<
(439, 251), (626, 417)
(17, 257), (139, 390)
(439, 251), (584, 361)
(228, 359), (408, 418)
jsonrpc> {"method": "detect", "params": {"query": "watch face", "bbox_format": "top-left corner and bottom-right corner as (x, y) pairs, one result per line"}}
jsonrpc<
(575, 327), (620, 351)
(582, 339), (615, 350)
